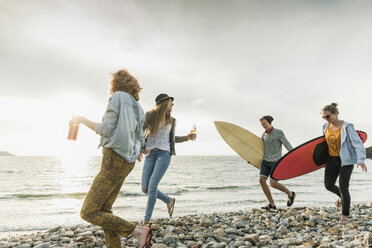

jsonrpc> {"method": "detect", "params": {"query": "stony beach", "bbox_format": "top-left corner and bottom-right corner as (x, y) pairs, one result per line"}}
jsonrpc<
(1, 203), (371, 248)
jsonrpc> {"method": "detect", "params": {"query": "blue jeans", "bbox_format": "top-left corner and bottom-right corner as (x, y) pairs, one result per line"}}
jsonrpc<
(141, 148), (171, 221)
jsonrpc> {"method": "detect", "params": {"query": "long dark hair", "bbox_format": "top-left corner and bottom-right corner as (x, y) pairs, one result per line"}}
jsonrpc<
(145, 99), (173, 136)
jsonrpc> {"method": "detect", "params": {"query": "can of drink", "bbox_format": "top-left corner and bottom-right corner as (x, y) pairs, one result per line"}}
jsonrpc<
(67, 124), (79, 140)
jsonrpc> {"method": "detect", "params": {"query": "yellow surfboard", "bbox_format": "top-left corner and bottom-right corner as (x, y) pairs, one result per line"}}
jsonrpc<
(214, 121), (264, 169)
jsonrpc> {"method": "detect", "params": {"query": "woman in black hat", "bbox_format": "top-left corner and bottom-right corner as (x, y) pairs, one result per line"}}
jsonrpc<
(140, 93), (195, 225)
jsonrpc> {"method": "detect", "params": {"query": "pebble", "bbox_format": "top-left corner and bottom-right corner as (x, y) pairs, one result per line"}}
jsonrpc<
(64, 231), (74, 238)
(363, 232), (372, 247)
(163, 235), (176, 244)
(60, 237), (70, 243)
(1, 203), (372, 248)
(186, 240), (197, 247)
(33, 242), (51, 248)
(0, 243), (9, 248)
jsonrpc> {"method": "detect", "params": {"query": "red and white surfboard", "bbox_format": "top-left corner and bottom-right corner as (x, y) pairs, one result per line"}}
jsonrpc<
(270, 131), (367, 180)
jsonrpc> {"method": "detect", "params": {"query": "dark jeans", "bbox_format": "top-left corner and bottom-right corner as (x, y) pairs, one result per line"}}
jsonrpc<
(324, 156), (354, 216)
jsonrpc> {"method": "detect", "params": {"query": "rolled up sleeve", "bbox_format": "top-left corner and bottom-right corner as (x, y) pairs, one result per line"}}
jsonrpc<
(348, 125), (366, 164)
(95, 98), (119, 137)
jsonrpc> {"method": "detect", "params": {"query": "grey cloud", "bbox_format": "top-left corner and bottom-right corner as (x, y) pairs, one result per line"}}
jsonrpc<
(1, 0), (372, 150)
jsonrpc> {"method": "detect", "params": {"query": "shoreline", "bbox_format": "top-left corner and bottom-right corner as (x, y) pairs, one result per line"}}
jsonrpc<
(1, 203), (371, 248)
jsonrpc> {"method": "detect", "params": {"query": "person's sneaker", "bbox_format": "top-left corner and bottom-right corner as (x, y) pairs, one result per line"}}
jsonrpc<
(261, 204), (276, 210)
(287, 191), (296, 206)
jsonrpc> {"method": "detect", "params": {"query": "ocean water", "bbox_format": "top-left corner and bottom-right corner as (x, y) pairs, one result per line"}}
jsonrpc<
(0, 156), (371, 237)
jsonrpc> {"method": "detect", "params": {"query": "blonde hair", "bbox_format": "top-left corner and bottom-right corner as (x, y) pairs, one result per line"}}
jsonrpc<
(145, 99), (173, 136)
(110, 69), (142, 101)
(322, 103), (339, 115)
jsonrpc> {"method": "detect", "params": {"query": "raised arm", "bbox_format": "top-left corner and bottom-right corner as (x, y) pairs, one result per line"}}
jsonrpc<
(70, 95), (119, 137)
(70, 116), (97, 132)
(175, 135), (189, 143)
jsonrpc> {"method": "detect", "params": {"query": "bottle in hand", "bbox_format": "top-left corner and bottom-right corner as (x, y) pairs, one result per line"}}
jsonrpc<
(67, 124), (79, 141)
(191, 124), (197, 141)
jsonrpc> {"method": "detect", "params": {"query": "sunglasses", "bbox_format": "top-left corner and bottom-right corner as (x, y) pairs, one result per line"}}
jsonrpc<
(322, 114), (331, 120)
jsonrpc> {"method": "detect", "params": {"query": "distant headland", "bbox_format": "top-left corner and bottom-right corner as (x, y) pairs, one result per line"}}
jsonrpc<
(0, 151), (15, 156)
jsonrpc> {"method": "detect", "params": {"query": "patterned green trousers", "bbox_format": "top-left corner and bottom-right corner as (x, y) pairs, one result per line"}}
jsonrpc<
(80, 148), (136, 248)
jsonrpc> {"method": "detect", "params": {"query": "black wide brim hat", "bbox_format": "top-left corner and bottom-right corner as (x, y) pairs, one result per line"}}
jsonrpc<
(155, 93), (174, 105)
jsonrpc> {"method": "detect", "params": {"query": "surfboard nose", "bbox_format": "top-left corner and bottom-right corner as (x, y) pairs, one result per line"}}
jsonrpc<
(213, 120), (264, 169)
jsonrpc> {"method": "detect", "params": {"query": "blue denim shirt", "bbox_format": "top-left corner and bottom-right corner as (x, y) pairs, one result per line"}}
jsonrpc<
(95, 91), (146, 163)
(322, 121), (366, 166)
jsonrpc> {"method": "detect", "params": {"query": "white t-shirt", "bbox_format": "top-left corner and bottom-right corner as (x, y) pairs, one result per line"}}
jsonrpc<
(146, 124), (172, 152)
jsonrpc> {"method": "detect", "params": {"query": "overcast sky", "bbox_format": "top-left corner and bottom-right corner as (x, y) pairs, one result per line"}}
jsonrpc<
(1, 0), (371, 156)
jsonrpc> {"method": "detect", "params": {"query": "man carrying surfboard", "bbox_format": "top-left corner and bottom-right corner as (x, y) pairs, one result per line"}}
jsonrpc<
(259, 116), (296, 209)
(321, 103), (367, 224)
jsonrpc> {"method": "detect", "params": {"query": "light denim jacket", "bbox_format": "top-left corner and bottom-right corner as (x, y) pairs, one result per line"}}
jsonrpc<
(95, 91), (146, 163)
(322, 121), (366, 166)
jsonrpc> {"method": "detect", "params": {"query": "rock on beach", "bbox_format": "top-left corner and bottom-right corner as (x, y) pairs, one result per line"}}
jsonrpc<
(1, 203), (372, 248)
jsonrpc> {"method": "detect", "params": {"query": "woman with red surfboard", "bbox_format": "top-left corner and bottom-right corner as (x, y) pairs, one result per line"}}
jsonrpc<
(322, 103), (367, 223)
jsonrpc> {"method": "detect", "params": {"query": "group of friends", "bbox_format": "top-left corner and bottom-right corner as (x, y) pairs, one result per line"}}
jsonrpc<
(70, 69), (367, 248)
(257, 108), (367, 224)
